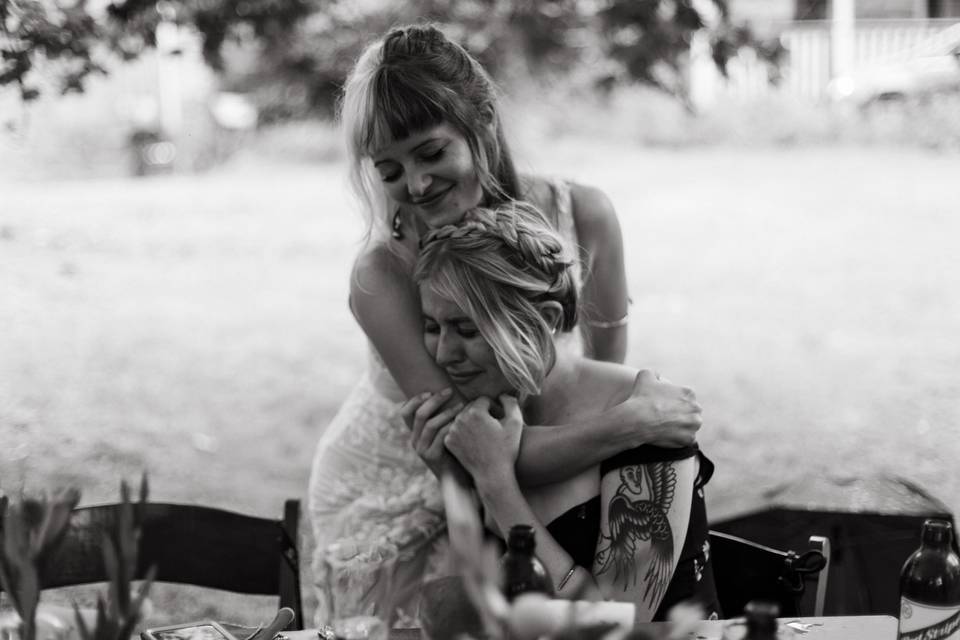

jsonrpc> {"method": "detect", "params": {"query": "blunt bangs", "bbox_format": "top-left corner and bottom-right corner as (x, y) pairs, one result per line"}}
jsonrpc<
(358, 65), (452, 155)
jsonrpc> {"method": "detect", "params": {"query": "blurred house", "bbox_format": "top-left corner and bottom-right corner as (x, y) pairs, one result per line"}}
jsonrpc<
(732, 0), (960, 23)
(826, 22), (960, 105)
(690, 0), (960, 107)
(1, 15), (260, 178)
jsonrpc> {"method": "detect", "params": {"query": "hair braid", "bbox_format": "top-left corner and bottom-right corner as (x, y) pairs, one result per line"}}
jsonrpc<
(494, 204), (575, 292)
(422, 203), (575, 291)
(382, 25), (458, 64)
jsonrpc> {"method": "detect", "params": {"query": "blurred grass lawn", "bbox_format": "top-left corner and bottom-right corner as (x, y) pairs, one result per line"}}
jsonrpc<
(1, 142), (958, 625)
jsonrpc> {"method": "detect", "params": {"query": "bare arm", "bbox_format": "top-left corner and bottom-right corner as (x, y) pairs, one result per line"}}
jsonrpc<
(444, 397), (603, 599)
(351, 246), (455, 399)
(477, 473), (603, 601)
(515, 371), (702, 487)
(593, 455), (697, 621)
(570, 183), (629, 364)
(351, 249), (698, 486)
(446, 399), (700, 617)
(352, 246), (474, 484)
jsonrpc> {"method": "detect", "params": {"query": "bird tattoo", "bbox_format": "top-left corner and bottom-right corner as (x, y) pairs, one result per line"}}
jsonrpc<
(594, 462), (677, 607)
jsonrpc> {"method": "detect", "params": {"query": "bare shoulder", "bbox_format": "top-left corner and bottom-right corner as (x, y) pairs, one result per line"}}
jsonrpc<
(569, 182), (620, 250)
(575, 359), (640, 412)
(352, 242), (411, 286)
(350, 242), (416, 310)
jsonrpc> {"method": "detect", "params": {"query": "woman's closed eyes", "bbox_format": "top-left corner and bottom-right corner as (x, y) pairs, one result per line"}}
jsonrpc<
(376, 145), (447, 183)
(419, 146), (445, 162)
(423, 318), (479, 338)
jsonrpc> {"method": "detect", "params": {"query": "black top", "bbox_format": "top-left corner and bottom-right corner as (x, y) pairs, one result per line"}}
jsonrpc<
(543, 444), (720, 620)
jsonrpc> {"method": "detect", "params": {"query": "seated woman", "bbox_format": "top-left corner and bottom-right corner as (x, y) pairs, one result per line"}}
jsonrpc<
(403, 202), (720, 621)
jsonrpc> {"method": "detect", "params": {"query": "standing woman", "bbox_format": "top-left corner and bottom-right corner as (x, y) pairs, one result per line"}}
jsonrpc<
(308, 24), (701, 626)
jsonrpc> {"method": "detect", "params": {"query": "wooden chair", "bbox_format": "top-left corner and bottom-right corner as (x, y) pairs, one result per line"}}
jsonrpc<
(20, 499), (304, 630)
(709, 530), (830, 619)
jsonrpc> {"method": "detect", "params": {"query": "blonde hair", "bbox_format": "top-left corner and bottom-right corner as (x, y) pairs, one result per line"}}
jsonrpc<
(339, 24), (521, 242)
(414, 202), (579, 399)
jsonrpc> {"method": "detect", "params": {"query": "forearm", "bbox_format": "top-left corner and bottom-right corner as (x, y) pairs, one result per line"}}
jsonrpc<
(475, 475), (600, 599)
(515, 404), (642, 487)
(583, 324), (628, 364)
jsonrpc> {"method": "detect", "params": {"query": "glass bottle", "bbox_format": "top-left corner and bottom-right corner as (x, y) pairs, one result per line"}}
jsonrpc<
(500, 524), (555, 601)
(743, 601), (779, 640)
(898, 518), (960, 640)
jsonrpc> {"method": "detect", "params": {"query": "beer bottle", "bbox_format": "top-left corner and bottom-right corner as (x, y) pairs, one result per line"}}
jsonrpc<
(743, 600), (780, 640)
(898, 518), (960, 640)
(500, 524), (555, 601)
(718, 600), (781, 640)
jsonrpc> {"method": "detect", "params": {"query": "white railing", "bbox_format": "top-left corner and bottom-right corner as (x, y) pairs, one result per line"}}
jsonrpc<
(711, 18), (960, 102)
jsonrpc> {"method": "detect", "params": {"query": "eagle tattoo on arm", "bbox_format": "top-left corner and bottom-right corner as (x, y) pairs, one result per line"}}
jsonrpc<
(594, 462), (677, 608)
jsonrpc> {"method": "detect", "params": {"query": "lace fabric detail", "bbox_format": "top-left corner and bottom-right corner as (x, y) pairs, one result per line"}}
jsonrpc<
(308, 177), (584, 627)
(309, 373), (447, 627)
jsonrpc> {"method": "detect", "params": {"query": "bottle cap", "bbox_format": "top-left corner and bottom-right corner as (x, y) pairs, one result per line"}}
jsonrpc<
(922, 519), (954, 546)
(507, 524), (536, 553)
(744, 600), (779, 634)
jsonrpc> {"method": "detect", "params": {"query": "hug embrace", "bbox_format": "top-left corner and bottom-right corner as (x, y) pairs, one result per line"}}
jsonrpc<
(307, 23), (717, 627)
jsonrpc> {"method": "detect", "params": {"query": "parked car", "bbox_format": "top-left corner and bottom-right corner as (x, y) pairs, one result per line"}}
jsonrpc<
(827, 23), (960, 106)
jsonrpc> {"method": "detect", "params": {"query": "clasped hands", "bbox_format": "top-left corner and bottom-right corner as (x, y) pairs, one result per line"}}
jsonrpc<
(400, 368), (703, 483)
(401, 388), (522, 484)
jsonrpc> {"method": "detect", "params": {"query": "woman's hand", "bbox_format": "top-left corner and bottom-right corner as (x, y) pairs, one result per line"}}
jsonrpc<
(444, 395), (522, 489)
(401, 388), (464, 479)
(625, 370), (702, 448)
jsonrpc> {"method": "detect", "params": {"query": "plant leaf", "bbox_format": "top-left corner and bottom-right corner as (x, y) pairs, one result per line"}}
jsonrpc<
(69, 478), (153, 640)
(93, 596), (115, 640)
(15, 556), (39, 638)
(101, 533), (121, 622)
(119, 566), (157, 638)
(116, 499), (133, 611)
(74, 602), (93, 640)
(36, 488), (81, 556)
(4, 503), (31, 567)
(0, 553), (23, 612)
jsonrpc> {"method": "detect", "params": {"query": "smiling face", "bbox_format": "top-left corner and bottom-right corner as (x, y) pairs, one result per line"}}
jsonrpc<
(372, 123), (484, 229)
(420, 285), (514, 400)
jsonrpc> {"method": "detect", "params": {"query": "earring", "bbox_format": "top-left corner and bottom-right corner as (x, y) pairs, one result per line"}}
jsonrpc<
(391, 209), (404, 240)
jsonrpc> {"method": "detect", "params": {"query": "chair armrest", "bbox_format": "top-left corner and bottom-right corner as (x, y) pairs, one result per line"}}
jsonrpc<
(808, 535), (831, 617)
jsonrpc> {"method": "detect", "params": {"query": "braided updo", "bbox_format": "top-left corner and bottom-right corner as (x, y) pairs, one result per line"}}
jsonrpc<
(415, 201), (579, 399)
(340, 24), (521, 241)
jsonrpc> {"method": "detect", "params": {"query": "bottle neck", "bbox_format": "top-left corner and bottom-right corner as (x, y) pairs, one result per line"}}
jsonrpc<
(507, 544), (534, 555)
(922, 540), (952, 551)
(506, 525), (537, 554)
(744, 601), (779, 639)
(921, 520), (954, 549)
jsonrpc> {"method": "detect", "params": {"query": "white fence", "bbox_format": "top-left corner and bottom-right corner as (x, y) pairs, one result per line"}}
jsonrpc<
(697, 18), (960, 103)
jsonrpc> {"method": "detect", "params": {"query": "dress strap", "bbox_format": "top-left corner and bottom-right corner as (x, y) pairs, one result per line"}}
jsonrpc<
(550, 178), (584, 291)
(552, 178), (579, 250)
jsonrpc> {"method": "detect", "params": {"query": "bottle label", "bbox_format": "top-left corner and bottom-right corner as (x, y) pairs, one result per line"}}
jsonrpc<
(899, 597), (960, 640)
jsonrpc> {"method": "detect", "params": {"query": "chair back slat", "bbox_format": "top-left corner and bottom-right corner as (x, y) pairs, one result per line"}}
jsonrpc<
(3, 500), (303, 629)
(279, 499), (303, 630)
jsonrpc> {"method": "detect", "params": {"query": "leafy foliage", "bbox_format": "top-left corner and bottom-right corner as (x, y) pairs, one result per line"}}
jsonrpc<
(0, 488), (82, 640)
(73, 475), (155, 640)
(596, 0), (784, 108)
(1, 0), (782, 112)
(0, 0), (107, 100)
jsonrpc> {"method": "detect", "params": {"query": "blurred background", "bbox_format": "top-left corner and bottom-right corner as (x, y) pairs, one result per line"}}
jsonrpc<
(2, 0), (959, 627)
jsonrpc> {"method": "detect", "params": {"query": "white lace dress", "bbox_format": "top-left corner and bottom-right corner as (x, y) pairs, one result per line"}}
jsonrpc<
(308, 179), (582, 627)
